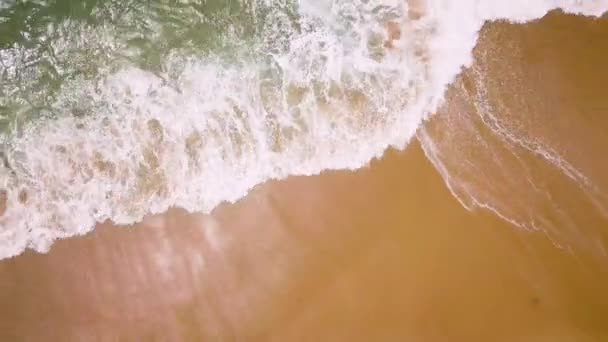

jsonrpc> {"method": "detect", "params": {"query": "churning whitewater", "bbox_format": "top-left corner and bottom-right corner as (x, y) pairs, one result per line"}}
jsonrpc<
(0, 0), (607, 259)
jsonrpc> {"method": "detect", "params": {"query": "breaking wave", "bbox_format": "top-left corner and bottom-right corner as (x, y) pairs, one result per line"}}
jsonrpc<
(0, 0), (606, 258)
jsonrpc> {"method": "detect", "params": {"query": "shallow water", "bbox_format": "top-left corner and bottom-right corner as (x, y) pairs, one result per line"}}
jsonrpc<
(421, 11), (608, 265)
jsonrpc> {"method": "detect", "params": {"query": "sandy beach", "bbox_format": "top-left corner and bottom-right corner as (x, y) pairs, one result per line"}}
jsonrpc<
(3, 142), (607, 341)
(1, 8), (608, 342)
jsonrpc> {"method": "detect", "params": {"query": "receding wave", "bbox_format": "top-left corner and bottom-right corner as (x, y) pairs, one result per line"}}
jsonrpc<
(0, 0), (606, 259)
(418, 11), (608, 260)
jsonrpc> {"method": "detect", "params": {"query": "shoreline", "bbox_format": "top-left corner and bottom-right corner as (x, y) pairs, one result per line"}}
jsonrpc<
(2, 9), (608, 341)
(2, 142), (607, 340)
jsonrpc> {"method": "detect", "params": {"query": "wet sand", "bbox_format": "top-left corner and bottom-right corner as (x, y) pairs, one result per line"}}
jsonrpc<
(420, 11), (608, 266)
(4, 143), (608, 341)
(2, 11), (608, 342)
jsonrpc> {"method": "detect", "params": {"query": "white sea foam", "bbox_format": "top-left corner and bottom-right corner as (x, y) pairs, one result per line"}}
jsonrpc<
(0, 0), (607, 259)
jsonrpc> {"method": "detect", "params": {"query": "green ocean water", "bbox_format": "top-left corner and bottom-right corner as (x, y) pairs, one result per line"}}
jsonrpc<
(0, 0), (304, 131)
(2, 0), (606, 261)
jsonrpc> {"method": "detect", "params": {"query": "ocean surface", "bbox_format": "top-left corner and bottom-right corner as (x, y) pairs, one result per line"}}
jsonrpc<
(1, 1), (608, 340)
(1, 0), (607, 259)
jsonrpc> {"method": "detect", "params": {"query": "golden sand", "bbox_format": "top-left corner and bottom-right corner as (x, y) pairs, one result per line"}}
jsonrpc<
(1, 11), (608, 341)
